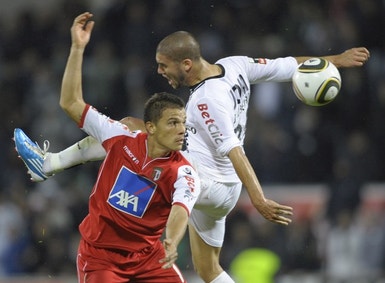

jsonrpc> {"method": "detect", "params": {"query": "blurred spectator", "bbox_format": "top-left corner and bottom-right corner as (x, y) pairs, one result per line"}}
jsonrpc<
(0, 191), (26, 275)
(280, 218), (321, 274)
(356, 208), (385, 281)
(323, 210), (362, 282)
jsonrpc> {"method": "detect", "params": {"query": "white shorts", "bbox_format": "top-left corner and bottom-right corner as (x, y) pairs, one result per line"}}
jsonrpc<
(188, 177), (242, 247)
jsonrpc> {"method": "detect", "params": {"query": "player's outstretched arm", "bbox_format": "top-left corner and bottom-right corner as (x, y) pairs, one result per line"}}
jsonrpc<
(323, 47), (370, 68)
(60, 12), (94, 122)
(160, 205), (189, 269)
(228, 146), (293, 225)
(295, 47), (370, 68)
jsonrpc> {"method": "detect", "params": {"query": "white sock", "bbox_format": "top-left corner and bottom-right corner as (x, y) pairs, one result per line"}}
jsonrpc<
(209, 271), (234, 283)
(43, 136), (106, 175)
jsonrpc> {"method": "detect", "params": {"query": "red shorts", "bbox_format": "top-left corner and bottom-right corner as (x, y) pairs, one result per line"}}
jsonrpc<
(76, 238), (186, 283)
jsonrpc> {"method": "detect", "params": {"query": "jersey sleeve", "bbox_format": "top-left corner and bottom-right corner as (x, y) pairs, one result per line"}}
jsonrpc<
(237, 56), (298, 83)
(80, 105), (138, 144)
(172, 165), (201, 215)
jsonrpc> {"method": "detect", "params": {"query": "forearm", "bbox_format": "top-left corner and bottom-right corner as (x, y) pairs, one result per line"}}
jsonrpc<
(320, 55), (345, 68)
(295, 55), (337, 65)
(165, 205), (188, 247)
(159, 205), (189, 269)
(295, 47), (370, 68)
(228, 146), (294, 225)
(60, 46), (86, 123)
(228, 146), (266, 205)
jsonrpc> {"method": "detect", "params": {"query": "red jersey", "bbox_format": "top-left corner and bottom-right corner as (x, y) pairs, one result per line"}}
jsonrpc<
(78, 105), (200, 252)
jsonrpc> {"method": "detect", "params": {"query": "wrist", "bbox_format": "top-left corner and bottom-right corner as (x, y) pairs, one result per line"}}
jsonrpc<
(70, 45), (86, 53)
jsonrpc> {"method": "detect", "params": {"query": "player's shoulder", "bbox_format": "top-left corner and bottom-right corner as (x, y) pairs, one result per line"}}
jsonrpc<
(215, 55), (265, 77)
(169, 152), (193, 166)
(166, 152), (198, 176)
(170, 150), (190, 164)
(216, 55), (250, 66)
(107, 131), (146, 153)
(114, 129), (145, 142)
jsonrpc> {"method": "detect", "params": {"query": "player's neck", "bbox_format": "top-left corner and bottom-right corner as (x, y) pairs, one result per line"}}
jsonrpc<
(189, 59), (221, 86)
(146, 141), (171, 159)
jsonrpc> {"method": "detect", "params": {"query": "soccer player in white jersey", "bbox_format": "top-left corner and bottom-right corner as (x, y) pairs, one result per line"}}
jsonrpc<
(14, 12), (370, 283)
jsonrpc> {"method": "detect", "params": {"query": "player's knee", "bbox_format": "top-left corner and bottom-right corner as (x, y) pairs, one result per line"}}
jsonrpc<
(193, 260), (222, 282)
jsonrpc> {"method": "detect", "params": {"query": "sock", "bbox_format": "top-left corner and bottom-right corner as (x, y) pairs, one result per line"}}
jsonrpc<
(43, 136), (106, 175)
(209, 271), (234, 283)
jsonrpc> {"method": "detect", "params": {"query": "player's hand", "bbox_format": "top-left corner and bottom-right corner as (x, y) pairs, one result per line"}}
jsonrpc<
(159, 239), (178, 269)
(332, 47), (370, 68)
(254, 199), (293, 225)
(71, 12), (95, 49)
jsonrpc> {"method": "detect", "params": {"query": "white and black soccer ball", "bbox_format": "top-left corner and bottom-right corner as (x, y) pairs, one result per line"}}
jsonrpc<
(292, 58), (342, 106)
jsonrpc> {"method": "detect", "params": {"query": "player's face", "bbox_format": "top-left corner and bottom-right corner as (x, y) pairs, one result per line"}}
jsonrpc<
(152, 108), (186, 153)
(156, 53), (188, 89)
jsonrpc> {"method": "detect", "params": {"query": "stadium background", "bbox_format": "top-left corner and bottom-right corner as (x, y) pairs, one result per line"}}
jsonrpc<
(0, 0), (384, 282)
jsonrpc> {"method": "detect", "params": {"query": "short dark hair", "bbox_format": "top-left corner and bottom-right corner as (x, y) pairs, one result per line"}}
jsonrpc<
(156, 31), (201, 62)
(144, 92), (185, 123)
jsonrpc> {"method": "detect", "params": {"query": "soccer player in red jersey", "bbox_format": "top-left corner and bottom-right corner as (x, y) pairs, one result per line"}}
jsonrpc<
(15, 13), (200, 283)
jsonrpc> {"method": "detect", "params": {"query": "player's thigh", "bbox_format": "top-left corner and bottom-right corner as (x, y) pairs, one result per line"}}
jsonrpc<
(188, 225), (221, 260)
(135, 242), (186, 283)
(188, 225), (222, 273)
(77, 253), (126, 283)
(77, 268), (125, 283)
(194, 179), (242, 218)
(77, 239), (131, 283)
(189, 180), (242, 247)
(136, 264), (186, 283)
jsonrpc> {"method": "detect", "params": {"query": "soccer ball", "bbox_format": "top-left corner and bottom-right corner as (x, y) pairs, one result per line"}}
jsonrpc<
(292, 58), (342, 106)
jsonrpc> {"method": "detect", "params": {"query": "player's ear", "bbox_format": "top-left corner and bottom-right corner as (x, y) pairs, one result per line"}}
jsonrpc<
(182, 59), (193, 72)
(145, 121), (155, 135)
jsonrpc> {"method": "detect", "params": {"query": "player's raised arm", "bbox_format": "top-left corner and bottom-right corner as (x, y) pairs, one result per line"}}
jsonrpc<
(294, 47), (370, 68)
(60, 12), (94, 123)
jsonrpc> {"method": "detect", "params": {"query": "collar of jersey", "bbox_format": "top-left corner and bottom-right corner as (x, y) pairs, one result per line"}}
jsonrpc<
(189, 64), (225, 94)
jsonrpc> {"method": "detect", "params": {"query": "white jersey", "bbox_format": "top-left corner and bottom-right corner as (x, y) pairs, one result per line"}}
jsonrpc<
(184, 56), (298, 182)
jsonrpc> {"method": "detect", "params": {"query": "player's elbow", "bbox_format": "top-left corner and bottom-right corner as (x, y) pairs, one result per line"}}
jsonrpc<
(60, 99), (85, 123)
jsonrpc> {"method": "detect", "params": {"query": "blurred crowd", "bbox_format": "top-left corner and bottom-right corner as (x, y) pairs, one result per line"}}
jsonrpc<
(1, 0), (385, 281)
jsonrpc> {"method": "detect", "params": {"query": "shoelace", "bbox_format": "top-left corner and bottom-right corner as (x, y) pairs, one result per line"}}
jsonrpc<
(41, 140), (50, 156)
(26, 139), (50, 158)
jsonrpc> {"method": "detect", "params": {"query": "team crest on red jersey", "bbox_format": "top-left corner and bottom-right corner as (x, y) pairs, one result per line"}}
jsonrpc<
(152, 167), (163, 181)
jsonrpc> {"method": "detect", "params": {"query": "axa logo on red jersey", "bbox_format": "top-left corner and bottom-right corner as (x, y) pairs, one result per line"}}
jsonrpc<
(197, 103), (223, 145)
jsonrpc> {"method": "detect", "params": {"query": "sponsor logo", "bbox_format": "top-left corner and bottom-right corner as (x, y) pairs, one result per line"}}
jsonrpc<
(251, 58), (267, 64)
(184, 174), (196, 193)
(184, 189), (195, 201)
(123, 145), (140, 164)
(197, 103), (223, 145)
(183, 166), (192, 175)
(186, 125), (196, 134)
(108, 167), (156, 217)
(179, 165), (197, 199)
